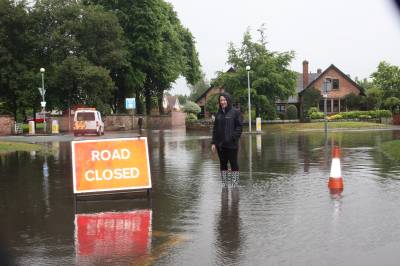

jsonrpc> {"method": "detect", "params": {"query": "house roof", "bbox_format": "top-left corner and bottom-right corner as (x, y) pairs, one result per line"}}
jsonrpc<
(195, 67), (236, 103)
(195, 85), (214, 103)
(299, 64), (365, 96)
(282, 72), (320, 103)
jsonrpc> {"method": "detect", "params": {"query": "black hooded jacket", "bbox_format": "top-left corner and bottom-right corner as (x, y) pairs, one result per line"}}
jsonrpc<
(211, 93), (243, 149)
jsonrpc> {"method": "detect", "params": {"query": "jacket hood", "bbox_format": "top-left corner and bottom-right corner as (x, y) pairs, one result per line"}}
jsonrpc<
(218, 92), (233, 110)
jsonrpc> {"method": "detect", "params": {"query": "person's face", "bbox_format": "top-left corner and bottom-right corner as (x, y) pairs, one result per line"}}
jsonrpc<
(219, 96), (228, 108)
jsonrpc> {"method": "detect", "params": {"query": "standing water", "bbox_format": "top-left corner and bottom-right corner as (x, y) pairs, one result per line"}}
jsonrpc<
(1, 129), (400, 265)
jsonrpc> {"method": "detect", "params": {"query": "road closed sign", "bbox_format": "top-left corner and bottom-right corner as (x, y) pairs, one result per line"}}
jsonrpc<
(71, 138), (152, 194)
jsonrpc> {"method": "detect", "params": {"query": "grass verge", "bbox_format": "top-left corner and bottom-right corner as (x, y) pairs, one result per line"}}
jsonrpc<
(265, 121), (391, 132)
(0, 141), (44, 154)
(379, 140), (400, 161)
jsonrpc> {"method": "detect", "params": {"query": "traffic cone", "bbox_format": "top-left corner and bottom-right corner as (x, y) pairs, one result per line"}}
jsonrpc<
(328, 146), (343, 191)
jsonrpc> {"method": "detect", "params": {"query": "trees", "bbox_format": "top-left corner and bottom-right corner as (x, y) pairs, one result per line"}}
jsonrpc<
(212, 28), (296, 119)
(0, 0), (201, 118)
(301, 87), (322, 118)
(30, 0), (128, 114)
(0, 0), (35, 119)
(189, 72), (210, 101)
(371, 61), (400, 99)
(85, 0), (201, 114)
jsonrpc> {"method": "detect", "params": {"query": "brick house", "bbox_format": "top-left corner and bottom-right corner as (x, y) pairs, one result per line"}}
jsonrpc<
(298, 61), (364, 115)
(195, 86), (225, 118)
(195, 67), (235, 118)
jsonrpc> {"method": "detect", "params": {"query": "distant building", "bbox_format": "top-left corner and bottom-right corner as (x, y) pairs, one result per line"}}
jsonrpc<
(162, 95), (181, 113)
(297, 60), (364, 115)
(195, 61), (364, 119)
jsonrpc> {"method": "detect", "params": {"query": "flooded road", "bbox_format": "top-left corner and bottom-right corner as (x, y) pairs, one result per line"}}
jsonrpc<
(1, 129), (400, 265)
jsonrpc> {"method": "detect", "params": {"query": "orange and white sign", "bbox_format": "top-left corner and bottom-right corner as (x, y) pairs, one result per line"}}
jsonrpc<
(75, 210), (152, 264)
(71, 137), (152, 194)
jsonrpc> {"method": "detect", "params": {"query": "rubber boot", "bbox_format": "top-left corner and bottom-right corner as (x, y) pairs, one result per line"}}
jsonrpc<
(221, 170), (228, 186)
(231, 171), (240, 186)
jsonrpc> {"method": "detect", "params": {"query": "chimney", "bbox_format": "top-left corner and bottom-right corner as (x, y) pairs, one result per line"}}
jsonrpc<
(317, 68), (322, 74)
(303, 60), (309, 88)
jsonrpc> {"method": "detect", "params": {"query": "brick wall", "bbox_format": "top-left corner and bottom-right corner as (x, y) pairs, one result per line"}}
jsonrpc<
(312, 68), (361, 98)
(51, 112), (185, 132)
(0, 115), (14, 135)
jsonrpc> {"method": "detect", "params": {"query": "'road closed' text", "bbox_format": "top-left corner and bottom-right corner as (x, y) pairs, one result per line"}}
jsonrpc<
(85, 168), (140, 181)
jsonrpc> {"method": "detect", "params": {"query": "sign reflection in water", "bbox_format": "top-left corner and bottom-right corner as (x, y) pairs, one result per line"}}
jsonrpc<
(256, 134), (262, 156)
(75, 209), (152, 264)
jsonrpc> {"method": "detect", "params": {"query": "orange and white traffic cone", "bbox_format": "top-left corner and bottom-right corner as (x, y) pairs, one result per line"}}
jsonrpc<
(328, 146), (343, 192)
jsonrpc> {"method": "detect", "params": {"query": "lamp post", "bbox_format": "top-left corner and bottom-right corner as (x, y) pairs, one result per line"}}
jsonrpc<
(323, 79), (331, 134)
(246, 65), (251, 133)
(38, 67), (46, 133)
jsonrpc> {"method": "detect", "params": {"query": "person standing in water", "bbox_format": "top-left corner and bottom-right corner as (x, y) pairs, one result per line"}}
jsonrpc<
(211, 92), (243, 185)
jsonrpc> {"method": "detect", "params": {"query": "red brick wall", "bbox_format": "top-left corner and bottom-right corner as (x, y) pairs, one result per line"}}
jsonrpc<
(0, 115), (14, 135)
(52, 112), (185, 131)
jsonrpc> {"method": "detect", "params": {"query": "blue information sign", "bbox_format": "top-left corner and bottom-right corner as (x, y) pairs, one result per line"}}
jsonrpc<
(125, 98), (136, 109)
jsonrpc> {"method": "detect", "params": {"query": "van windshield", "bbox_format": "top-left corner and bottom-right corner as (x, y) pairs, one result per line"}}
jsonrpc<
(77, 112), (95, 121)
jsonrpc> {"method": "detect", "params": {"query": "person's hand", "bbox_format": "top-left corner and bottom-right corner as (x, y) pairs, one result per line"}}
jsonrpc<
(211, 144), (216, 153)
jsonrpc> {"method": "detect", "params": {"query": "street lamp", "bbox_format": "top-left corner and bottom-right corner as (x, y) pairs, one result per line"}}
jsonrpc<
(38, 67), (46, 133)
(246, 65), (251, 133)
(323, 78), (331, 134)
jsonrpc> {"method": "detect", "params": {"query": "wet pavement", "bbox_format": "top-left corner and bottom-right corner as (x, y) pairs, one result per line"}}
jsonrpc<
(1, 128), (400, 265)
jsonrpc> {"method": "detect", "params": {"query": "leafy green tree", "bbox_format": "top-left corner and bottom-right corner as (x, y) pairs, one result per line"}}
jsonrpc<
(301, 87), (322, 118)
(0, 0), (36, 119)
(51, 56), (114, 114)
(344, 93), (362, 111)
(85, 0), (201, 114)
(176, 94), (189, 105)
(371, 61), (400, 99)
(205, 94), (219, 115)
(30, 0), (128, 113)
(364, 87), (383, 110)
(384, 96), (400, 114)
(286, 104), (298, 119)
(213, 28), (296, 119)
(182, 101), (201, 115)
(189, 72), (209, 101)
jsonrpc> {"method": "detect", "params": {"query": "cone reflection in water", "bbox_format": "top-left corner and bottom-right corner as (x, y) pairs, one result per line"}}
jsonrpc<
(328, 146), (343, 190)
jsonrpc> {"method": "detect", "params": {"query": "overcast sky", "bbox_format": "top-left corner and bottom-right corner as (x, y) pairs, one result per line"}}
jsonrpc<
(167, 0), (400, 95)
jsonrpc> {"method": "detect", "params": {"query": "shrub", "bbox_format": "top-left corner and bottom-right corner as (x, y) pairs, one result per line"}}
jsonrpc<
(328, 114), (343, 120)
(286, 105), (298, 119)
(243, 109), (256, 121)
(205, 94), (219, 115)
(310, 112), (324, 119)
(307, 107), (319, 116)
(186, 113), (198, 122)
(278, 112), (287, 120)
(182, 101), (201, 114)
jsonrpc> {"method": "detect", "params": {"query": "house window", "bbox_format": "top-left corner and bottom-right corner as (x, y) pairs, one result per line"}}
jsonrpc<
(319, 100), (332, 113)
(319, 100), (324, 112)
(333, 99), (339, 112)
(276, 105), (285, 112)
(332, 79), (339, 90)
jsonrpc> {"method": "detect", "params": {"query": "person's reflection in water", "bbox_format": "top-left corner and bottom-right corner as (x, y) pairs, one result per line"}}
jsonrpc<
(215, 186), (241, 264)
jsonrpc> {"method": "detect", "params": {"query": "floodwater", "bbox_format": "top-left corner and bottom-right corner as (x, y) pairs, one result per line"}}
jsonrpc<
(1, 128), (400, 266)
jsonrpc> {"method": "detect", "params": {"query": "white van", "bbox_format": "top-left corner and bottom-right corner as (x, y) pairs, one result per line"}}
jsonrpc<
(73, 108), (104, 136)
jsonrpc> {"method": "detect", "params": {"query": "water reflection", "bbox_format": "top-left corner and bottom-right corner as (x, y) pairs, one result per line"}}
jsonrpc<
(2, 130), (400, 265)
(215, 187), (241, 264)
(75, 209), (152, 265)
(256, 134), (262, 157)
(42, 153), (50, 215)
